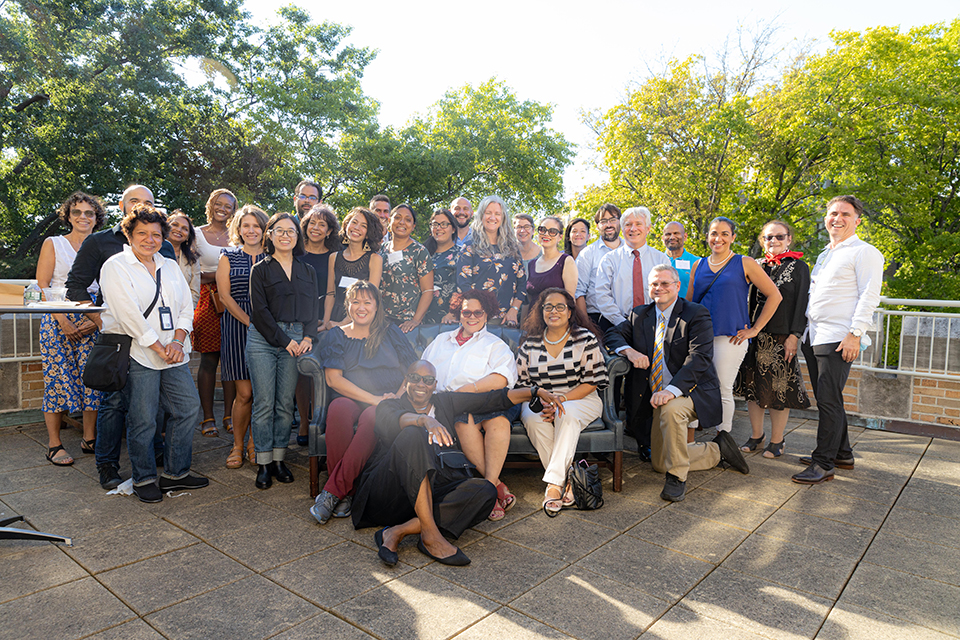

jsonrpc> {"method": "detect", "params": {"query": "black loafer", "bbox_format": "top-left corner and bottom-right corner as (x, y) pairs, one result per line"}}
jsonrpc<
(638, 446), (652, 462)
(792, 463), (835, 484)
(417, 538), (470, 566)
(375, 527), (398, 566)
(799, 455), (854, 470)
(274, 461), (294, 483)
(133, 482), (163, 503)
(714, 431), (750, 474)
(159, 474), (209, 492)
(255, 463), (274, 490)
(98, 463), (123, 491)
(660, 473), (686, 502)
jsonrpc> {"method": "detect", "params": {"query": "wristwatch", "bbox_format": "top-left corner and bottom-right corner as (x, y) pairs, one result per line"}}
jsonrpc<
(850, 328), (863, 338)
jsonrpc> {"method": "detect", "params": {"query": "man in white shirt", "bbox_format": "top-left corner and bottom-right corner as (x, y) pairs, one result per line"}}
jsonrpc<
(575, 204), (623, 329)
(662, 221), (699, 295)
(595, 207), (671, 329)
(451, 197), (474, 247)
(793, 195), (883, 485)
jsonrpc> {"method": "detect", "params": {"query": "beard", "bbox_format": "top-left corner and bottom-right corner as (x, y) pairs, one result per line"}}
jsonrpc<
(456, 216), (472, 229)
(602, 228), (619, 241)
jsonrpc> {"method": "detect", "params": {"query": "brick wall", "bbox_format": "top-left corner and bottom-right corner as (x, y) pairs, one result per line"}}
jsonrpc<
(913, 378), (960, 427)
(20, 361), (42, 410)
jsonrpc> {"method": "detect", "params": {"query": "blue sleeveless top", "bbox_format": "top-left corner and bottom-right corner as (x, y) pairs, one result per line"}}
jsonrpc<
(691, 254), (750, 336)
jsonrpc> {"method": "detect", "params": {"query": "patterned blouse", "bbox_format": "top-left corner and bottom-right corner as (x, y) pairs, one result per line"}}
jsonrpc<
(455, 244), (527, 319)
(517, 327), (608, 395)
(379, 239), (432, 323)
(427, 244), (460, 322)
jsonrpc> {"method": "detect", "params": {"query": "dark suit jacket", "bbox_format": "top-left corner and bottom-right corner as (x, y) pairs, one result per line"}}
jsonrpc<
(604, 297), (722, 427)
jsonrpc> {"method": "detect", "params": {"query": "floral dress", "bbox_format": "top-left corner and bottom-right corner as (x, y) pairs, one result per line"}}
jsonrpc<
(454, 244), (527, 320)
(379, 240), (432, 323)
(426, 244), (460, 322)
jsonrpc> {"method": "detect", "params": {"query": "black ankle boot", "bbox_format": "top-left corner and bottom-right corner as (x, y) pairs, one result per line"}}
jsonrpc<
(256, 462), (275, 489)
(274, 461), (294, 483)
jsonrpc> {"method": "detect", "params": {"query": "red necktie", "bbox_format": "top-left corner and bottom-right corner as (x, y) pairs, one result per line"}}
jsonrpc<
(632, 249), (644, 308)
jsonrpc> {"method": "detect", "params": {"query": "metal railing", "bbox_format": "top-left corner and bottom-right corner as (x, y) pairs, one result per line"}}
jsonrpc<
(0, 280), (41, 364)
(851, 298), (960, 381)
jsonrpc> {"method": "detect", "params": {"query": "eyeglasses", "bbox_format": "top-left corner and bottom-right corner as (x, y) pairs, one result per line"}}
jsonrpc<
(272, 228), (297, 237)
(763, 234), (788, 241)
(543, 303), (569, 313)
(515, 224), (533, 232)
(537, 226), (561, 238)
(430, 221), (451, 229)
(460, 309), (486, 318)
(597, 217), (619, 227)
(649, 280), (678, 289)
(406, 373), (436, 385)
(296, 194), (319, 203)
(70, 209), (97, 218)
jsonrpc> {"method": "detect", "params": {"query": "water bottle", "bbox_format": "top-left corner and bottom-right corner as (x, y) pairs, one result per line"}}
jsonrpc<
(23, 282), (41, 306)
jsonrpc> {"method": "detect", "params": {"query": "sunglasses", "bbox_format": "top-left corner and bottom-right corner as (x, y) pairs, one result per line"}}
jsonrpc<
(537, 226), (561, 238)
(460, 309), (486, 318)
(406, 373), (436, 385)
(763, 234), (788, 241)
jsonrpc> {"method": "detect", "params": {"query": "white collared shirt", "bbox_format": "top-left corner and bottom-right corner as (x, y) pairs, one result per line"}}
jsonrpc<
(100, 246), (194, 370)
(421, 326), (518, 391)
(595, 243), (671, 325)
(575, 237), (622, 314)
(806, 234), (883, 346)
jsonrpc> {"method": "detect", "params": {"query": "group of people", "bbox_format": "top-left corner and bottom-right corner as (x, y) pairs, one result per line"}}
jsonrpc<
(36, 181), (883, 565)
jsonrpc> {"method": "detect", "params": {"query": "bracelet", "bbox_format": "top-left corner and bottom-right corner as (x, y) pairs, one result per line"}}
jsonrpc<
(473, 382), (479, 392)
(511, 304), (521, 311)
(172, 338), (185, 347)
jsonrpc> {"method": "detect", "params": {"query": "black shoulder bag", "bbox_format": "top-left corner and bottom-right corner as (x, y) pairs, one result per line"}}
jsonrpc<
(83, 268), (162, 392)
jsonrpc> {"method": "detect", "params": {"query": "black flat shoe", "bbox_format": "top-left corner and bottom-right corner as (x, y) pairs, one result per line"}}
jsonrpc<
(799, 455), (854, 470)
(274, 461), (294, 483)
(255, 463), (274, 489)
(792, 463), (835, 484)
(660, 473), (686, 502)
(296, 435), (309, 447)
(714, 431), (750, 474)
(417, 538), (470, 566)
(375, 527), (398, 566)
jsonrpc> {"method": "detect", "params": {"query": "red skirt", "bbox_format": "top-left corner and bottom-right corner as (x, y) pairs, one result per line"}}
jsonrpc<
(192, 282), (222, 354)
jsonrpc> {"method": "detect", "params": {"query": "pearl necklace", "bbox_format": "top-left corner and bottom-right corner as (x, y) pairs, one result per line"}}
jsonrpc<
(708, 251), (734, 267)
(543, 329), (570, 345)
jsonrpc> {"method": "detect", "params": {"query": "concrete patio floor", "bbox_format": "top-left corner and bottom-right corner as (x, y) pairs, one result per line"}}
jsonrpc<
(2, 408), (959, 640)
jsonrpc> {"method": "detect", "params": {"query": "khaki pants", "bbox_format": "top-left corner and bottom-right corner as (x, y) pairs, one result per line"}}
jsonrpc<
(651, 395), (720, 482)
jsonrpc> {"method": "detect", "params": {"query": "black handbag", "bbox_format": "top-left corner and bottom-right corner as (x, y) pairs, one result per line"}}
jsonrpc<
(568, 459), (604, 510)
(82, 269), (162, 392)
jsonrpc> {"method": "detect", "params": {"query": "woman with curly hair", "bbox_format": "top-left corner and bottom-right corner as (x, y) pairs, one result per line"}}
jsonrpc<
(194, 188), (239, 438)
(322, 207), (383, 329)
(36, 192), (107, 465)
(166, 210), (201, 308)
(453, 196), (526, 327)
(518, 287), (608, 516)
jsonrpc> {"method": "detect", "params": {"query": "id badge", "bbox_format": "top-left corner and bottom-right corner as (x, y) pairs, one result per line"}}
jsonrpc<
(158, 306), (174, 331)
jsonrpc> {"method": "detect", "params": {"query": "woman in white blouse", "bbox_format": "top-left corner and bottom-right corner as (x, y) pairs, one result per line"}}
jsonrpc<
(421, 288), (519, 521)
(99, 204), (209, 504)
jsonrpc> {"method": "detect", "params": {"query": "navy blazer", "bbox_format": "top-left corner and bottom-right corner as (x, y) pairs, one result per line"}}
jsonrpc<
(604, 297), (722, 426)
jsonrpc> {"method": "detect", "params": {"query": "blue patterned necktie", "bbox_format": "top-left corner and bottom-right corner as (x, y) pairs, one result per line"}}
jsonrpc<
(652, 314), (665, 391)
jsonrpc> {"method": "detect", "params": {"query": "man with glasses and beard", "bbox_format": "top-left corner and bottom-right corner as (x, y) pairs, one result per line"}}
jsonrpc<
(575, 203), (624, 328)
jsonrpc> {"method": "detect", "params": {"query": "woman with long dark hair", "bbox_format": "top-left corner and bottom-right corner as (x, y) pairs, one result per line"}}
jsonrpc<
(166, 210), (200, 308)
(423, 208), (460, 324)
(564, 218), (591, 260)
(379, 204), (434, 332)
(322, 207), (383, 329)
(518, 287), (608, 516)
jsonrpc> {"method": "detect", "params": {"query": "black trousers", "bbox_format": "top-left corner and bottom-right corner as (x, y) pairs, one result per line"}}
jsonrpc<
(352, 427), (497, 539)
(623, 372), (653, 449)
(802, 340), (853, 471)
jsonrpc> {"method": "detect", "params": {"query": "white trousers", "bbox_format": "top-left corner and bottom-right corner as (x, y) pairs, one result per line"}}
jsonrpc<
(711, 337), (749, 432)
(521, 393), (603, 486)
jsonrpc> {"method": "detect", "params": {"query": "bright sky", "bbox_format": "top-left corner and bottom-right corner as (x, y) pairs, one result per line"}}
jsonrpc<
(247, 0), (957, 201)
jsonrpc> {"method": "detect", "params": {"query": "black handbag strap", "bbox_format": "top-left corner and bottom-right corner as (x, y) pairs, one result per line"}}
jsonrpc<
(143, 268), (161, 319)
(692, 258), (731, 304)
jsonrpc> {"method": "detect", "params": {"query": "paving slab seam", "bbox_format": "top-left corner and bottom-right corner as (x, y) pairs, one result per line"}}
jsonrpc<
(802, 438), (931, 640)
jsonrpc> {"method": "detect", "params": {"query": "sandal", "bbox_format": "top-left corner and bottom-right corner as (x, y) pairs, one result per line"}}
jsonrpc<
(740, 436), (765, 453)
(200, 418), (218, 438)
(560, 483), (576, 509)
(222, 417), (233, 435)
(497, 482), (516, 512)
(542, 487), (563, 518)
(246, 440), (256, 464)
(46, 445), (74, 466)
(226, 445), (244, 469)
(488, 500), (505, 521)
(80, 438), (96, 454)
(763, 440), (785, 459)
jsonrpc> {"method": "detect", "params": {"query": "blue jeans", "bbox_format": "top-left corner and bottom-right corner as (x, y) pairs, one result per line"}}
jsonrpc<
(247, 323), (302, 464)
(95, 387), (128, 467)
(126, 360), (201, 485)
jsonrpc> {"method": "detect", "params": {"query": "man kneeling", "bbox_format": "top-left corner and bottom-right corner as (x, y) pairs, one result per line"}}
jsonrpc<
(605, 265), (748, 502)
(348, 360), (563, 566)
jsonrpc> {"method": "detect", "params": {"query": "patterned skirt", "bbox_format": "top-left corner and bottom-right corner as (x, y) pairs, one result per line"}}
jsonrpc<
(192, 282), (222, 354)
(40, 313), (103, 413)
(734, 332), (811, 411)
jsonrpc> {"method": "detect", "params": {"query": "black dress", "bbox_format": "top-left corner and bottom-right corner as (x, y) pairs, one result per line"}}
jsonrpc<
(350, 390), (509, 537)
(317, 324), (418, 398)
(331, 250), (373, 322)
(734, 256), (812, 410)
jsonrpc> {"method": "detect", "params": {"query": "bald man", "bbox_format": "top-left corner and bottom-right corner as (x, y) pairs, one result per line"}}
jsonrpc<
(451, 196), (474, 246)
(662, 221), (698, 295)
